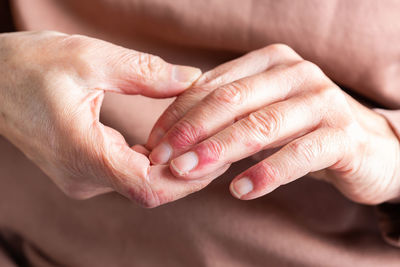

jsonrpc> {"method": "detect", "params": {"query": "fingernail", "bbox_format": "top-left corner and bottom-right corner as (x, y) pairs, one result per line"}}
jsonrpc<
(149, 143), (172, 164)
(231, 177), (253, 198)
(147, 128), (165, 148)
(172, 66), (201, 84)
(170, 151), (198, 175)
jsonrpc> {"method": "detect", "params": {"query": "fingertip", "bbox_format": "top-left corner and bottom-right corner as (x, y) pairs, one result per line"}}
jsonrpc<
(229, 182), (242, 199)
(169, 151), (199, 178)
(146, 127), (165, 149)
(149, 143), (172, 165)
(172, 65), (202, 86)
(169, 160), (191, 179)
(230, 176), (254, 200)
(131, 144), (150, 156)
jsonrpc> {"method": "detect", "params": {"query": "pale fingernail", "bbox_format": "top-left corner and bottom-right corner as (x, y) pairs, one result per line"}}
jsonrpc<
(170, 151), (198, 175)
(149, 143), (172, 164)
(147, 128), (165, 148)
(231, 177), (253, 198)
(172, 66), (201, 84)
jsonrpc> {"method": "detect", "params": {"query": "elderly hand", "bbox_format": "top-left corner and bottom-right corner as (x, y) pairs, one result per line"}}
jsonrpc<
(147, 44), (400, 205)
(0, 31), (230, 207)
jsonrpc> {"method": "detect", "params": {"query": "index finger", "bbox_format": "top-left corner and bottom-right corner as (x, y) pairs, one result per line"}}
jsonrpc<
(146, 44), (302, 149)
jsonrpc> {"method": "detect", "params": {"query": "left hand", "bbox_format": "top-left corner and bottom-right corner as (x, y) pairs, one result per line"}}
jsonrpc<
(146, 44), (400, 205)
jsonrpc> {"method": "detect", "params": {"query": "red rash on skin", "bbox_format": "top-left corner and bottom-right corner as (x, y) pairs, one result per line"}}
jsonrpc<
(167, 124), (207, 151)
(191, 142), (221, 171)
(245, 163), (279, 192)
(245, 141), (263, 151)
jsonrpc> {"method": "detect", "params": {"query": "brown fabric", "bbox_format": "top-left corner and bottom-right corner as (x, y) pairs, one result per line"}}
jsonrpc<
(2, 135), (400, 267)
(0, 0), (14, 32)
(11, 0), (400, 108)
(0, 249), (17, 267)
(376, 203), (400, 248)
(0, 229), (28, 266)
(1, 0), (400, 266)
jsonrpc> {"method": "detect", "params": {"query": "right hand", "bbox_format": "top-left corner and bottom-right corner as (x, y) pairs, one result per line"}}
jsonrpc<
(0, 31), (226, 207)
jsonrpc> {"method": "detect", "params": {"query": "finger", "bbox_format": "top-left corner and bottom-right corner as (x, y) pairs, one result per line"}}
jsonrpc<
(102, 50), (201, 97)
(149, 60), (324, 165)
(77, 99), (231, 207)
(75, 35), (201, 97)
(92, 125), (231, 207)
(230, 127), (345, 200)
(131, 164), (230, 208)
(169, 93), (325, 179)
(146, 44), (302, 148)
(55, 68), (225, 206)
(131, 144), (150, 156)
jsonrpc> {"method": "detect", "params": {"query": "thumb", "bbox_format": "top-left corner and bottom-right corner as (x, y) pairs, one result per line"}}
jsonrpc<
(91, 42), (201, 97)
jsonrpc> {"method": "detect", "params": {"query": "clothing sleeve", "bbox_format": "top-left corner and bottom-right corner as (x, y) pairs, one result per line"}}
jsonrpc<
(373, 109), (400, 248)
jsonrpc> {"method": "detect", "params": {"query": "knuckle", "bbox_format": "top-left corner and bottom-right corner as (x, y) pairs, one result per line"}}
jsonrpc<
(254, 161), (280, 186)
(60, 34), (89, 51)
(341, 122), (366, 151)
(317, 86), (347, 107)
(168, 119), (204, 149)
(57, 34), (96, 76)
(294, 60), (324, 79)
(264, 43), (296, 57)
(245, 108), (282, 143)
(200, 138), (225, 162)
(165, 101), (189, 124)
(212, 81), (246, 105)
(60, 34), (93, 61)
(314, 86), (355, 128)
(132, 53), (165, 80)
(289, 138), (320, 164)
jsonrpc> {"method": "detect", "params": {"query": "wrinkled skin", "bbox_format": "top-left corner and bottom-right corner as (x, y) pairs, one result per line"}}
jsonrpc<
(1, 31), (399, 208)
(148, 44), (400, 205)
(0, 31), (230, 208)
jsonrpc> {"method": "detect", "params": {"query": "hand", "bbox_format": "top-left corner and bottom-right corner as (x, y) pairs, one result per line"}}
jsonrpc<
(147, 44), (400, 205)
(0, 31), (228, 208)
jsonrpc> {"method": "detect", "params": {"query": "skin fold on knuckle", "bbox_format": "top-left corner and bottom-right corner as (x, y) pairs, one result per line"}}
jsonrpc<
(244, 108), (282, 145)
(288, 137), (321, 171)
(168, 119), (205, 150)
(158, 86), (216, 129)
(164, 101), (190, 126)
(194, 138), (225, 168)
(249, 161), (281, 191)
(130, 52), (165, 83)
(212, 81), (247, 107)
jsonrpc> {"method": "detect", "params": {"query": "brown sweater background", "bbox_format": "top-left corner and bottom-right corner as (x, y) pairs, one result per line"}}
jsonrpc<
(0, 0), (400, 266)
